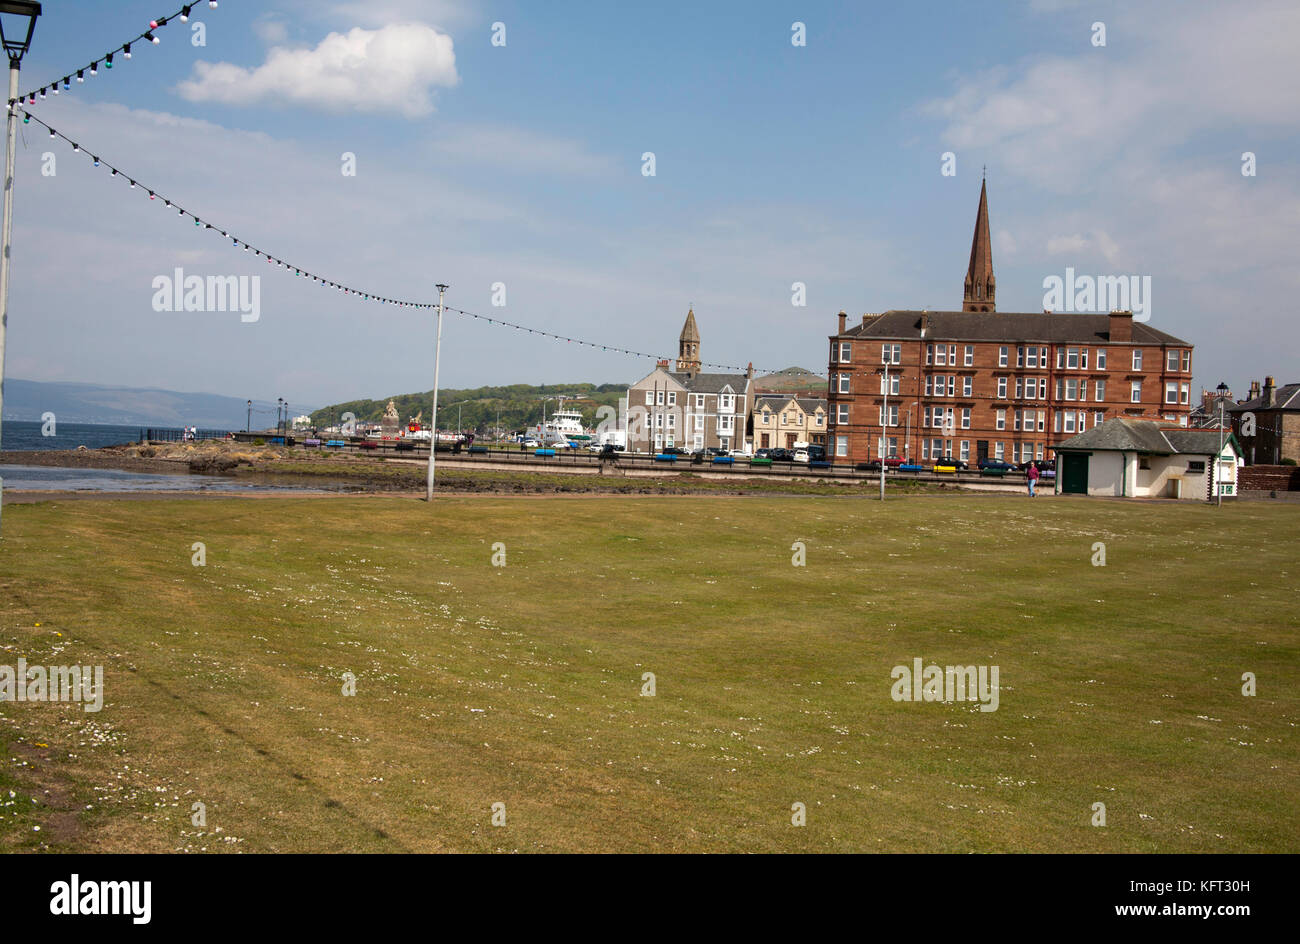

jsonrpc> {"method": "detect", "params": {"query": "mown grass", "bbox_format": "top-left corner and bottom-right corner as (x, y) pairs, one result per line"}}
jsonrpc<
(0, 493), (1296, 852)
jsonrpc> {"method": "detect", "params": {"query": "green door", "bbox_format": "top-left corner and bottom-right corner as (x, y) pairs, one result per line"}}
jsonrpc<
(1061, 452), (1088, 494)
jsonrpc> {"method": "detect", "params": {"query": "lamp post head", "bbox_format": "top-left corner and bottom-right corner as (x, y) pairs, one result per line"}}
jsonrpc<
(0, 1), (40, 65)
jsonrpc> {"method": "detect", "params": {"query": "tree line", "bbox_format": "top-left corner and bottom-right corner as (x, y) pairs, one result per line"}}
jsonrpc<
(309, 383), (627, 434)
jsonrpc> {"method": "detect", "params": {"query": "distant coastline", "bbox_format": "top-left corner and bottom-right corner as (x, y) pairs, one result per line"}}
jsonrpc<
(0, 420), (206, 452)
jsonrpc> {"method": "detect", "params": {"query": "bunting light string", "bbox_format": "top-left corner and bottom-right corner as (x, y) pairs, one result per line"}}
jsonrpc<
(12, 3), (220, 107)
(18, 106), (788, 376)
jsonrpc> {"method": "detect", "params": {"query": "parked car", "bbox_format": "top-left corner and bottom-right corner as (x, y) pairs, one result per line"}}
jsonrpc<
(660, 446), (689, 456)
(707, 447), (729, 457)
(1018, 461), (1056, 478)
(755, 448), (774, 460)
(933, 456), (969, 470)
(978, 458), (1017, 471)
(770, 448), (795, 462)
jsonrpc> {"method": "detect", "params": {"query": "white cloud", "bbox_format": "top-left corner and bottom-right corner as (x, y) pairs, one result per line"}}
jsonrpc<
(252, 16), (290, 45)
(924, 1), (1300, 187)
(1046, 233), (1089, 255)
(177, 24), (458, 118)
(425, 126), (615, 178)
(289, 0), (477, 30)
(995, 229), (1017, 259)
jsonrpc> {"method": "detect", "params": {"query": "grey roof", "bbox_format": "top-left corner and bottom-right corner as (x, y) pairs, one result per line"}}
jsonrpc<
(1228, 382), (1300, 412)
(1057, 418), (1237, 456)
(669, 372), (749, 395)
(838, 310), (1190, 346)
(756, 395), (826, 412)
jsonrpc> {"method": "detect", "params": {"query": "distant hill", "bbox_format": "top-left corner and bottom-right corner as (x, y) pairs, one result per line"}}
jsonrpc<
(754, 366), (827, 396)
(2, 379), (308, 429)
(311, 383), (628, 434)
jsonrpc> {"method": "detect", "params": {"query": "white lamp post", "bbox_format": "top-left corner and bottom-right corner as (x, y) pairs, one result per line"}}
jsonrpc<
(1216, 381), (1228, 506)
(426, 284), (448, 500)
(0, 0), (41, 538)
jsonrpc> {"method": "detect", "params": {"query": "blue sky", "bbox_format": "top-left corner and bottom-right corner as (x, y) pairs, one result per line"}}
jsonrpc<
(4, 0), (1297, 409)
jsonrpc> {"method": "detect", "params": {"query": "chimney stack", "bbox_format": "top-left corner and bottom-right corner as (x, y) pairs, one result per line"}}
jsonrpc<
(1263, 376), (1277, 407)
(1248, 379), (1261, 401)
(920, 310), (929, 339)
(837, 310), (847, 335)
(1108, 310), (1133, 343)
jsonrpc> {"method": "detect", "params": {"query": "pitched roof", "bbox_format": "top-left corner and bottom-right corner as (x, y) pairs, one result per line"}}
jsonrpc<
(670, 372), (748, 394)
(839, 310), (1190, 346)
(963, 178), (994, 310)
(679, 308), (700, 343)
(1057, 418), (1237, 456)
(755, 395), (826, 412)
(1228, 382), (1300, 412)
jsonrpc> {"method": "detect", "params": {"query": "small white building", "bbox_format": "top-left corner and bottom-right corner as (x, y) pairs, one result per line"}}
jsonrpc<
(1054, 418), (1241, 500)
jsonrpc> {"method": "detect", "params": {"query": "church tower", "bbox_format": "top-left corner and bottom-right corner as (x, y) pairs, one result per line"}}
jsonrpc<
(676, 307), (701, 373)
(962, 177), (996, 312)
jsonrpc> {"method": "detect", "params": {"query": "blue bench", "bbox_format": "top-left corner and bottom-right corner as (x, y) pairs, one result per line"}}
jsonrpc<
(653, 454), (678, 462)
(468, 445), (488, 455)
(711, 455), (734, 465)
(898, 463), (924, 472)
(325, 440), (345, 448)
(809, 460), (831, 469)
(534, 448), (556, 457)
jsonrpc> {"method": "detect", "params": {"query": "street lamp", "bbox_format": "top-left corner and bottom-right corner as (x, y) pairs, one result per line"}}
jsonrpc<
(0, 0), (41, 538)
(426, 283), (449, 501)
(246, 399), (252, 433)
(1216, 381), (1228, 507)
(875, 365), (894, 501)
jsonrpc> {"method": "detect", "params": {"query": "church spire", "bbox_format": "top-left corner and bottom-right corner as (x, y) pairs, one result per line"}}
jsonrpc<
(962, 177), (995, 312)
(676, 307), (701, 373)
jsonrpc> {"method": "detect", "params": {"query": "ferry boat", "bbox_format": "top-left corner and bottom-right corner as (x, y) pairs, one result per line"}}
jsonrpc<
(527, 398), (592, 446)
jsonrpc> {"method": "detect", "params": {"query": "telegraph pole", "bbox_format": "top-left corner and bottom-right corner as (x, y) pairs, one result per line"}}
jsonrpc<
(426, 283), (448, 500)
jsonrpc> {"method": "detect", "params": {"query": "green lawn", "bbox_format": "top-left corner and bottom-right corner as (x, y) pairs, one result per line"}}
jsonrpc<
(0, 493), (1295, 852)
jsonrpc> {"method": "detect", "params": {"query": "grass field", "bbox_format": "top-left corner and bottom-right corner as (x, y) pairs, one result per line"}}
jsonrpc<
(0, 492), (1296, 852)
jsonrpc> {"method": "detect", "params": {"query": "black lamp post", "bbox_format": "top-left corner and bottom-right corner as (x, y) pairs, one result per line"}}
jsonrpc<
(246, 399), (252, 433)
(0, 1), (41, 539)
(1215, 381), (1229, 506)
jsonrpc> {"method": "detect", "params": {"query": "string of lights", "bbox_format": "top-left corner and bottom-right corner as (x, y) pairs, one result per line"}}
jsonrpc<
(11, 3), (219, 106)
(16, 105), (807, 377)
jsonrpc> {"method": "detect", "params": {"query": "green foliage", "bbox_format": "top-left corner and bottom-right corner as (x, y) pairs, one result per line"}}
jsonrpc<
(1280, 458), (1296, 466)
(310, 382), (628, 433)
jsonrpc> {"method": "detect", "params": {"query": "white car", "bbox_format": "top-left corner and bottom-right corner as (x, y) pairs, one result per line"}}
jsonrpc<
(523, 439), (540, 448)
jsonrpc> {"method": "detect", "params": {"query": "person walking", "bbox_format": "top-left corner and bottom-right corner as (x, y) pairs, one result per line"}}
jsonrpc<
(1026, 461), (1040, 497)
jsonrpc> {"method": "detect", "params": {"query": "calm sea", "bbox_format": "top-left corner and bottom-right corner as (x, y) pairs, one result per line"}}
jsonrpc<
(1, 420), (171, 451)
